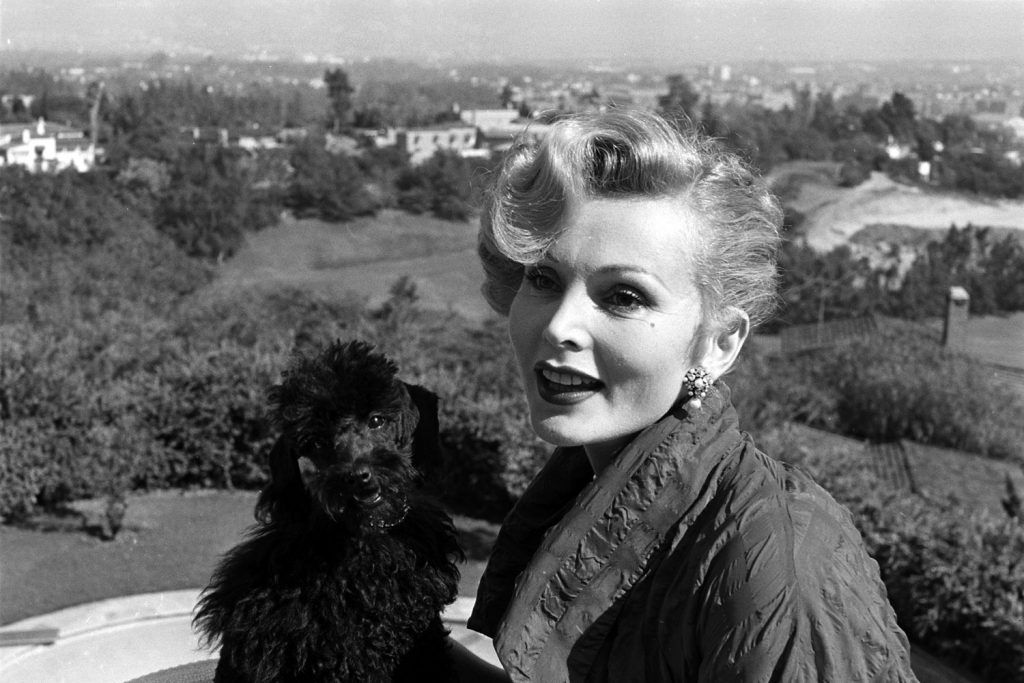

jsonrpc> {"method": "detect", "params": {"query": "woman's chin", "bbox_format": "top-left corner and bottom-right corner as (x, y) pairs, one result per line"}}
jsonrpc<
(529, 413), (589, 449)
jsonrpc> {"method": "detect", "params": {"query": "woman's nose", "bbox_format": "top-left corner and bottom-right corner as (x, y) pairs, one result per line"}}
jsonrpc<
(541, 289), (589, 351)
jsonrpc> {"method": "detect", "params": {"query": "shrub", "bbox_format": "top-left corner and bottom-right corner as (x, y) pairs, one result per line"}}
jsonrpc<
(286, 136), (380, 221)
(730, 324), (1024, 463)
(0, 282), (549, 523)
(156, 145), (281, 260)
(0, 166), (212, 325)
(1, 320), (173, 516)
(139, 344), (279, 489)
(395, 150), (496, 221)
(762, 425), (1024, 683)
(837, 159), (870, 187)
(863, 500), (1024, 681)
(0, 309), (287, 518)
(821, 325), (1024, 459)
(0, 421), (49, 520)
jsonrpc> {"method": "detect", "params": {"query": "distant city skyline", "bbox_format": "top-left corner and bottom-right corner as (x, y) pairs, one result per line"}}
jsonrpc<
(1, 0), (1022, 64)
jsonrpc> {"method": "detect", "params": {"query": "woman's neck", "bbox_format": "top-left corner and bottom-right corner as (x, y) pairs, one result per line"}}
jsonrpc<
(583, 432), (639, 475)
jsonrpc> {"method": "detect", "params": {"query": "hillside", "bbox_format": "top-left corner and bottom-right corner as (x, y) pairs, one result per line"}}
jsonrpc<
(212, 210), (494, 322)
(770, 164), (1024, 251)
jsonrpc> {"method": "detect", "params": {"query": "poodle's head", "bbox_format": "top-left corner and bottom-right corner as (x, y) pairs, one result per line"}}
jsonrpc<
(257, 339), (441, 532)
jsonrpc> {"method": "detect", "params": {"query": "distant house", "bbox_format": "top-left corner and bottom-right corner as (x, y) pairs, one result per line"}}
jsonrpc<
(0, 119), (96, 173)
(396, 125), (478, 165)
(1003, 116), (1024, 141)
(884, 136), (913, 161)
(354, 127), (399, 149)
(476, 120), (550, 156)
(180, 126), (229, 146)
(354, 116), (546, 164)
(237, 134), (282, 152)
(971, 111), (1023, 136)
(458, 108), (520, 129)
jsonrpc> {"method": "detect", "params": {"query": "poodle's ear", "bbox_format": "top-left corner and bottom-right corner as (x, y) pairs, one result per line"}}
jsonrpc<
(403, 382), (443, 479)
(255, 435), (309, 524)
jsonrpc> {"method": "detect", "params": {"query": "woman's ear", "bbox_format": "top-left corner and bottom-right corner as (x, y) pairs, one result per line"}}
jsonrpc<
(697, 307), (749, 381)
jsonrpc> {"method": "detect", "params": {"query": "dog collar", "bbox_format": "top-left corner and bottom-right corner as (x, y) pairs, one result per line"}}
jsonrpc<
(364, 497), (410, 531)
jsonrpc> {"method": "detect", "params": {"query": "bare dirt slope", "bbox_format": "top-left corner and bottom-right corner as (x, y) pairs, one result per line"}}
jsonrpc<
(773, 165), (1024, 251)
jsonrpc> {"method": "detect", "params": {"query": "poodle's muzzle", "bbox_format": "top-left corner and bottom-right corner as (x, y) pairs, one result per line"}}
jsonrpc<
(298, 434), (417, 521)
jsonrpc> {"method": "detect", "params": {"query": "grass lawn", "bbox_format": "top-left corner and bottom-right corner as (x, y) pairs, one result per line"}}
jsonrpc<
(0, 489), (496, 627)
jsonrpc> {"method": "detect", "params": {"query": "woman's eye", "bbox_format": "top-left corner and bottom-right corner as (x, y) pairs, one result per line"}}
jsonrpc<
(605, 287), (648, 311)
(524, 267), (560, 292)
(367, 415), (387, 430)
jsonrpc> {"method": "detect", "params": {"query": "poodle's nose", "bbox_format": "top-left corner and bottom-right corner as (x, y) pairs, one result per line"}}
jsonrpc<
(354, 465), (373, 483)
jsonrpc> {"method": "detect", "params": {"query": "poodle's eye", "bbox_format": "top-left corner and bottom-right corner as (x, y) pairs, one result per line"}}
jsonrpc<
(367, 414), (387, 430)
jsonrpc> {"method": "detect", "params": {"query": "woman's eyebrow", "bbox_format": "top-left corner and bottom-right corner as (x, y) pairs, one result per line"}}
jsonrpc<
(594, 264), (649, 274)
(542, 256), (668, 287)
(594, 264), (668, 287)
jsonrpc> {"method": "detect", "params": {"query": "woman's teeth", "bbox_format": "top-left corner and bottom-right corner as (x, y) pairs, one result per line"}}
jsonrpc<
(541, 369), (596, 387)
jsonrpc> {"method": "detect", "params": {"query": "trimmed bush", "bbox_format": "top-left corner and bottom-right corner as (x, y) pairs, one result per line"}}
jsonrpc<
(821, 326), (1024, 459)
(762, 425), (1024, 682)
(865, 501), (1024, 681)
(729, 325), (1024, 463)
(0, 282), (551, 523)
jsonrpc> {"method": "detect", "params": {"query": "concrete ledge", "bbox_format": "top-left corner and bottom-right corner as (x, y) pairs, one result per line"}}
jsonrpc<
(0, 591), (493, 683)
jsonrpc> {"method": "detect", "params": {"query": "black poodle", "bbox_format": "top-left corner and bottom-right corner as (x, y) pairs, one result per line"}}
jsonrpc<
(194, 340), (462, 683)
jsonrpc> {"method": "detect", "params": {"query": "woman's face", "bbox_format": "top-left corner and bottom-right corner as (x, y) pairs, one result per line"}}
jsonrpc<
(508, 197), (708, 466)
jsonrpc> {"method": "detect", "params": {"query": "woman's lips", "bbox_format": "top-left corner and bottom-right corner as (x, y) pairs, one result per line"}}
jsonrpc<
(535, 366), (603, 405)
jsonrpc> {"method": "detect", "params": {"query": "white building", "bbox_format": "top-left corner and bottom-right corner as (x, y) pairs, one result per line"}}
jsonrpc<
(396, 125), (478, 165)
(459, 109), (520, 129)
(0, 119), (97, 173)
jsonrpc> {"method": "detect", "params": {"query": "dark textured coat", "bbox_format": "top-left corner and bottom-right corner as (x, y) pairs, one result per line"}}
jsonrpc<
(470, 384), (917, 683)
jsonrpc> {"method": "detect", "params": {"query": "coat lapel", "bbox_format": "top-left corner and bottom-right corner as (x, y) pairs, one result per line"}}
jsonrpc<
(492, 386), (742, 682)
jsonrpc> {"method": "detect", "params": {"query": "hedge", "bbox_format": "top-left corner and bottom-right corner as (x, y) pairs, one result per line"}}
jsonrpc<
(728, 323), (1024, 462)
(762, 425), (1024, 682)
(0, 286), (541, 522)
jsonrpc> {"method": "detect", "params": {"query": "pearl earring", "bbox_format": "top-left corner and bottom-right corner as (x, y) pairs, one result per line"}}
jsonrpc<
(682, 367), (711, 411)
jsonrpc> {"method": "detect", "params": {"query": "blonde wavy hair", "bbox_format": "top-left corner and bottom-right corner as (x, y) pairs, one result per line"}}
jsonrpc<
(478, 109), (783, 331)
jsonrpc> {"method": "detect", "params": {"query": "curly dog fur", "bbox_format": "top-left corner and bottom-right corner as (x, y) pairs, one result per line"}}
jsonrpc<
(194, 340), (462, 682)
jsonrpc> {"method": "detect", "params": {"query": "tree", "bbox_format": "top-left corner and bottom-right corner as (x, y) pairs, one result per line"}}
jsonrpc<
(396, 150), (476, 221)
(889, 223), (1024, 318)
(499, 82), (516, 110)
(324, 68), (354, 133)
(940, 114), (978, 148)
(287, 136), (379, 221)
(658, 74), (700, 130)
(699, 100), (725, 138)
(879, 91), (917, 142)
(156, 146), (279, 260)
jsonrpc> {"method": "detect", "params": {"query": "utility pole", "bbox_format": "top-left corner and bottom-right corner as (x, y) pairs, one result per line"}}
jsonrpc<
(87, 81), (105, 150)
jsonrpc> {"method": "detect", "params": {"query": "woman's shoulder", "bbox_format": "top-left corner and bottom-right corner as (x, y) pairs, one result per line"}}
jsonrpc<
(722, 435), (853, 518)
(692, 436), (871, 573)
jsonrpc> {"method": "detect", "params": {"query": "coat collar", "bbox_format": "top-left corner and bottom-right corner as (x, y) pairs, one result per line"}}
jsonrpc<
(473, 384), (743, 682)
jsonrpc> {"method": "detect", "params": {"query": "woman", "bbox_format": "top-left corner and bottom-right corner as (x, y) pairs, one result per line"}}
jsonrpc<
(457, 109), (917, 682)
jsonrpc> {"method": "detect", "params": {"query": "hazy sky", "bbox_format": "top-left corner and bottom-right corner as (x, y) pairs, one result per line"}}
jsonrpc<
(2, 0), (1022, 63)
